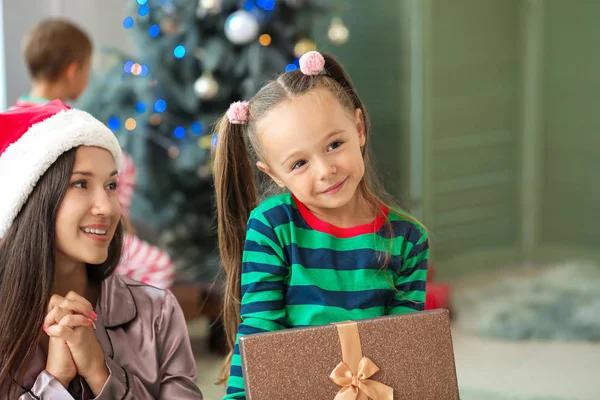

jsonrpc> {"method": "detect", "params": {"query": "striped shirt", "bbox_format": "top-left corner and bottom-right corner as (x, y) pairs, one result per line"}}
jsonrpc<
(225, 193), (429, 399)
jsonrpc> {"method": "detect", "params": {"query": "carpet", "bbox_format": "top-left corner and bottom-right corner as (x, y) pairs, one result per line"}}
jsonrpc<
(455, 261), (600, 341)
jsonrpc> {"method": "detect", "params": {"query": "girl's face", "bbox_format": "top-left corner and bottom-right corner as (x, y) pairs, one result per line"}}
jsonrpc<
(54, 146), (121, 266)
(256, 88), (366, 214)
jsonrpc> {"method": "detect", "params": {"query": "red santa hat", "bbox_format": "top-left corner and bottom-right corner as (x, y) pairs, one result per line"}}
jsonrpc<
(0, 99), (122, 237)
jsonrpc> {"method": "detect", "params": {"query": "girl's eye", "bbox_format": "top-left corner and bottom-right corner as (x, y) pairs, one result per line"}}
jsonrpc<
(72, 180), (87, 189)
(292, 160), (307, 170)
(328, 141), (343, 151)
(107, 182), (118, 190)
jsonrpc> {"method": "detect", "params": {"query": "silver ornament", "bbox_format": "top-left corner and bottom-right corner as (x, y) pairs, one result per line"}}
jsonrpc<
(197, 0), (222, 17)
(194, 72), (219, 100)
(224, 10), (260, 45)
(328, 17), (350, 46)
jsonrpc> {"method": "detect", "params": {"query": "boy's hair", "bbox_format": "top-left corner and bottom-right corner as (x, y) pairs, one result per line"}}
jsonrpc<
(22, 18), (92, 81)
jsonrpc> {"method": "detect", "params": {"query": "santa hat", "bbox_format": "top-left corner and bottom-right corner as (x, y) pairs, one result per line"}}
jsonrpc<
(0, 99), (122, 237)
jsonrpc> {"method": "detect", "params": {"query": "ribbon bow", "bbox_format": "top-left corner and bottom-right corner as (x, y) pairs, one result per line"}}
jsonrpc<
(330, 356), (393, 400)
(329, 321), (393, 400)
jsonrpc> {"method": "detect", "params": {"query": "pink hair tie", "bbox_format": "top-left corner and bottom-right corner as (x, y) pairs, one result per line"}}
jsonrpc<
(227, 101), (250, 124)
(299, 51), (325, 76)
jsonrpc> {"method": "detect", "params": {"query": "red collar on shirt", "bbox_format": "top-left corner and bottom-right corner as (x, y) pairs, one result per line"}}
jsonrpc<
(291, 194), (388, 238)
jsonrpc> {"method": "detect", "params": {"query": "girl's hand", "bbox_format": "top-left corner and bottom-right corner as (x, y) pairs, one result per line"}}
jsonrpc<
(44, 291), (97, 331)
(44, 315), (94, 389)
(46, 315), (109, 397)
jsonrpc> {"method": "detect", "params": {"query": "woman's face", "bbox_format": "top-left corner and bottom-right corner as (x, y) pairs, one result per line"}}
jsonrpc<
(54, 146), (121, 266)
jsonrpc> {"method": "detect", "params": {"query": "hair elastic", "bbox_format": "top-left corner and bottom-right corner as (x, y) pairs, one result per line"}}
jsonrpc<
(226, 101), (250, 124)
(299, 51), (325, 75)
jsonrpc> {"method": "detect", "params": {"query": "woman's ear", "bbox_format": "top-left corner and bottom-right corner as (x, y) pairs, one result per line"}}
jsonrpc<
(256, 161), (285, 188)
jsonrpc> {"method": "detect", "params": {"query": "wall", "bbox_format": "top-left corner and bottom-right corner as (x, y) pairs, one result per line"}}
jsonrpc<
(417, 0), (600, 278)
(314, 0), (413, 203)
(420, 0), (522, 277)
(536, 0), (600, 263)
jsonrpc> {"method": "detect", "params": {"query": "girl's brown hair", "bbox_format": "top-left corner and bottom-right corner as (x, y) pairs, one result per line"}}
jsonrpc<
(213, 53), (423, 383)
(0, 148), (124, 396)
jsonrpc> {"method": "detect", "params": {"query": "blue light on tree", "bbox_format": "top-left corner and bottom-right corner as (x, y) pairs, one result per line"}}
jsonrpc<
(174, 126), (186, 139)
(138, 5), (149, 16)
(154, 99), (167, 113)
(135, 102), (147, 113)
(148, 24), (160, 37)
(123, 60), (134, 73)
(123, 17), (134, 29)
(285, 64), (298, 72)
(173, 45), (186, 59)
(257, 0), (275, 10)
(191, 122), (203, 135)
(136, 0), (148, 5)
(107, 116), (120, 130)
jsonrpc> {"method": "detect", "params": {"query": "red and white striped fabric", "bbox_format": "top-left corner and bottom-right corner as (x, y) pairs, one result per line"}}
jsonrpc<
(115, 153), (176, 290)
(117, 152), (136, 215)
(117, 233), (176, 289)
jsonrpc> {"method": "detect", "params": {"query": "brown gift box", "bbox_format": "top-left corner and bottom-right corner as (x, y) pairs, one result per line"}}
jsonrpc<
(239, 309), (460, 400)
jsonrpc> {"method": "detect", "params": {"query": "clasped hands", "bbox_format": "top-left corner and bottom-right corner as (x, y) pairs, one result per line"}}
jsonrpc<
(42, 291), (109, 395)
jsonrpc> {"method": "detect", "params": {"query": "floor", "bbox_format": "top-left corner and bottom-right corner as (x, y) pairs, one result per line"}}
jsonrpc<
(188, 265), (600, 400)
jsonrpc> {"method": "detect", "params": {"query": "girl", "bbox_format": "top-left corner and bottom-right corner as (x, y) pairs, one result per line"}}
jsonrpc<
(0, 100), (203, 399)
(213, 51), (429, 399)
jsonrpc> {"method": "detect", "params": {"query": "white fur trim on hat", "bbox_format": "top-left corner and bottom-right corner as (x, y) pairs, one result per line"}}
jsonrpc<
(0, 109), (122, 237)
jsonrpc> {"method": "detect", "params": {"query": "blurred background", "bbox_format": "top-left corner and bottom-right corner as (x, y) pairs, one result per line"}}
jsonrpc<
(2, 0), (600, 399)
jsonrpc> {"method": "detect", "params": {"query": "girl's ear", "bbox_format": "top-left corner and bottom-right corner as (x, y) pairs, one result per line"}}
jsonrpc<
(256, 161), (285, 188)
(355, 108), (366, 147)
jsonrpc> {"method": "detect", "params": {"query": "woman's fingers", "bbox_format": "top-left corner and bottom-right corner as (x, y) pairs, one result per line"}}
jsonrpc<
(47, 293), (96, 319)
(43, 306), (71, 330)
(45, 313), (96, 342)
(64, 291), (94, 313)
(58, 313), (94, 329)
(45, 324), (77, 342)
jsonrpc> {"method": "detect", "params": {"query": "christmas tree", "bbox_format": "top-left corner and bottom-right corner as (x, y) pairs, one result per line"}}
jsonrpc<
(77, 0), (349, 283)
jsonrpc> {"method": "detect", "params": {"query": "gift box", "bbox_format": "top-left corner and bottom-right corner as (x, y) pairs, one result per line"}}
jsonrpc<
(239, 309), (460, 399)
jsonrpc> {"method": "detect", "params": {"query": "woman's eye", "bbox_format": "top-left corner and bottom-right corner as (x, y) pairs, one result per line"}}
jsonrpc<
(328, 141), (343, 151)
(292, 160), (307, 170)
(107, 182), (118, 190)
(72, 180), (87, 189)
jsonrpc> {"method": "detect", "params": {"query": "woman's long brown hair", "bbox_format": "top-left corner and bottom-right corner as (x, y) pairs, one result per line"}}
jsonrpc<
(0, 148), (124, 396)
(213, 53), (424, 383)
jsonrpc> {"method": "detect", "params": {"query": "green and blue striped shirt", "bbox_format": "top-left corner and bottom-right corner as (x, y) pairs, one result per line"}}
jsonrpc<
(225, 193), (429, 399)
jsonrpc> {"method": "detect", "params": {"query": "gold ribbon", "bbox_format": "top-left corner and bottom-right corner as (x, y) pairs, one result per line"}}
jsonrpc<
(329, 321), (393, 400)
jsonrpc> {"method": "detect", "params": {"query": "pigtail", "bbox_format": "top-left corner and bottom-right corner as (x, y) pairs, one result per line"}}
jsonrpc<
(213, 112), (257, 384)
